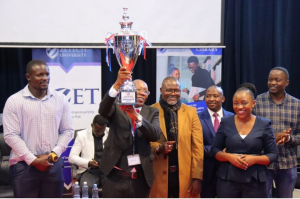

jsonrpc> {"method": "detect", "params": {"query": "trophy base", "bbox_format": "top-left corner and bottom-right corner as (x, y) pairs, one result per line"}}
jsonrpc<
(117, 102), (139, 105)
(117, 90), (138, 105)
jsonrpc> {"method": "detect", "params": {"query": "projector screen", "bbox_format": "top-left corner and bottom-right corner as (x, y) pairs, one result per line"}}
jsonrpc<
(0, 0), (224, 48)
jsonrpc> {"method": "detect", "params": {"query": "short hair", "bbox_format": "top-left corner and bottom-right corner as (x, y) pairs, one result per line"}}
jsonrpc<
(161, 76), (180, 87)
(26, 60), (47, 74)
(187, 56), (199, 64)
(271, 66), (289, 80)
(169, 67), (179, 75)
(93, 114), (108, 126)
(239, 82), (257, 99)
(207, 85), (224, 96)
(236, 83), (257, 100)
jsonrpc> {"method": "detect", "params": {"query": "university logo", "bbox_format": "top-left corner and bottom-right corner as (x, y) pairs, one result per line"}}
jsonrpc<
(46, 48), (59, 59)
(159, 48), (167, 53)
(55, 88), (71, 97)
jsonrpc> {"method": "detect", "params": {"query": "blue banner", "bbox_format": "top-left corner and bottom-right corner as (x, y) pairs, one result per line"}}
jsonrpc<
(32, 48), (102, 196)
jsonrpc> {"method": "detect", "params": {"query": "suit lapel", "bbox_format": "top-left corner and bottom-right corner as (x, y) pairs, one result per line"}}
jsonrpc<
(202, 109), (216, 136)
(140, 105), (149, 119)
(177, 105), (186, 139)
(157, 105), (168, 140)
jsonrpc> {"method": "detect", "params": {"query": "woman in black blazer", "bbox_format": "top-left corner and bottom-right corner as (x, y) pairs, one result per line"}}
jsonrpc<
(211, 86), (278, 198)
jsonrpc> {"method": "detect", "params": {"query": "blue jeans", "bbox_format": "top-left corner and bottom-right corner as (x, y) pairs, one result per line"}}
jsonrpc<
(267, 167), (297, 198)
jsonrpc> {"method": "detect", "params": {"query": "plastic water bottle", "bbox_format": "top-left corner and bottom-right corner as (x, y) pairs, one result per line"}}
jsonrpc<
(73, 182), (80, 198)
(82, 181), (89, 198)
(92, 184), (99, 198)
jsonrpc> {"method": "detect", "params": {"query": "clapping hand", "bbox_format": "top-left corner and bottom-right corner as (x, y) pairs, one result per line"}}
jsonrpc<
(275, 128), (291, 145)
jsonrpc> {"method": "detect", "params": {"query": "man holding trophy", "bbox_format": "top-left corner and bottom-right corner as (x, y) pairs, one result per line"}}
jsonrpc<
(99, 7), (161, 197)
(98, 67), (161, 197)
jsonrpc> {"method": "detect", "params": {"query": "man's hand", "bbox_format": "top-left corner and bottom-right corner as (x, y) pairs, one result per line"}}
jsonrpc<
(31, 154), (53, 172)
(88, 160), (99, 169)
(156, 141), (176, 154)
(188, 179), (201, 197)
(192, 93), (200, 101)
(113, 66), (132, 91)
(275, 128), (291, 145)
(119, 105), (139, 120)
(182, 88), (189, 93)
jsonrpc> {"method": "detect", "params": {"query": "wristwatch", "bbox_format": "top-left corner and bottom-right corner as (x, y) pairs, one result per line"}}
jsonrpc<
(49, 152), (58, 163)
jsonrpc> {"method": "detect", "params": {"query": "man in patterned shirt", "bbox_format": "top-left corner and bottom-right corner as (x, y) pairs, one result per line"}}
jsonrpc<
(3, 60), (74, 198)
(253, 66), (300, 198)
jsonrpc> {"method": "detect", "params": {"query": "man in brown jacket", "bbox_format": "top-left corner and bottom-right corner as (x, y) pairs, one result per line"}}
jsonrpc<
(150, 76), (204, 198)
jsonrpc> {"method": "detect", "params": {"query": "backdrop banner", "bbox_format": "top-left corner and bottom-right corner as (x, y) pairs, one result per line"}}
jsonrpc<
(32, 48), (101, 196)
(156, 48), (222, 113)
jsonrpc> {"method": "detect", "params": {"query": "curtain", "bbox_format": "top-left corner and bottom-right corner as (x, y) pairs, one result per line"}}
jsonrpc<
(222, 0), (300, 111)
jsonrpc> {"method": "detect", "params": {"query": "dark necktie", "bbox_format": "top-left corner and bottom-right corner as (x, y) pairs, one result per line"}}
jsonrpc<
(213, 112), (220, 132)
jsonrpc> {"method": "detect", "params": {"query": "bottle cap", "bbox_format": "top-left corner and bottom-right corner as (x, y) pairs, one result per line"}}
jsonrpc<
(75, 182), (79, 184)
(84, 181), (87, 184)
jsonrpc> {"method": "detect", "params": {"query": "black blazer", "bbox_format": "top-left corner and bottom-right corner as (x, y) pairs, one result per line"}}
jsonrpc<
(99, 94), (161, 187)
(211, 115), (278, 183)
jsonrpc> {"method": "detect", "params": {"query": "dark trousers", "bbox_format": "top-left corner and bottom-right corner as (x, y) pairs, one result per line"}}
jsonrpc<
(9, 158), (64, 198)
(201, 175), (217, 198)
(201, 159), (219, 198)
(168, 169), (179, 198)
(102, 170), (150, 198)
(216, 177), (268, 198)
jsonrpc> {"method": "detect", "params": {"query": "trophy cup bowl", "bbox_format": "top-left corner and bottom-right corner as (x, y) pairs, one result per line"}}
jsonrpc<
(113, 7), (142, 105)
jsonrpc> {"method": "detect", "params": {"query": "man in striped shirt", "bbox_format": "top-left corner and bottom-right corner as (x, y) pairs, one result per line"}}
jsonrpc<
(3, 60), (74, 198)
(253, 66), (300, 198)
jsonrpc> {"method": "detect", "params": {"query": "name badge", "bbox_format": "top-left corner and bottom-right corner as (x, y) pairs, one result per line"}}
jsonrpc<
(127, 154), (141, 166)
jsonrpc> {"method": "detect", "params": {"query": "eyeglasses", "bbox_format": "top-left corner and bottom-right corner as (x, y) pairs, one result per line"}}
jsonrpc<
(233, 102), (249, 107)
(136, 88), (150, 95)
(161, 88), (181, 94)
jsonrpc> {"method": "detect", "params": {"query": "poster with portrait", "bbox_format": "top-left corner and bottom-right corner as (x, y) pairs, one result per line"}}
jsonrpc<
(156, 48), (222, 113)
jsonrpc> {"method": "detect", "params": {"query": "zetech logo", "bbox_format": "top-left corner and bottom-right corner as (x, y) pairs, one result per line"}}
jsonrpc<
(46, 48), (59, 59)
(55, 87), (100, 104)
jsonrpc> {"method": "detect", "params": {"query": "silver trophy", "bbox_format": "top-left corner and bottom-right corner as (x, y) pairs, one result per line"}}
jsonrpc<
(106, 7), (150, 105)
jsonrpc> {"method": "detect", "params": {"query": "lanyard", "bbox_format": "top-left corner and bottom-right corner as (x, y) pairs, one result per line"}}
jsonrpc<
(132, 127), (137, 155)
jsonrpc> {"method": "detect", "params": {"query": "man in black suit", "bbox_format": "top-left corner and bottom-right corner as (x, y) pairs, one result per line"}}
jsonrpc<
(98, 66), (161, 198)
(197, 86), (234, 198)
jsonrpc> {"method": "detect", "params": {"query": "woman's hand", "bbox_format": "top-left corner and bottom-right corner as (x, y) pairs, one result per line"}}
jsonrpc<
(240, 155), (257, 167)
(228, 154), (248, 170)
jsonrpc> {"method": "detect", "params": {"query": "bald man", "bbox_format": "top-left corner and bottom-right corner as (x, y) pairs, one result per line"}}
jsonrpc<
(99, 69), (161, 198)
(197, 86), (234, 198)
(150, 77), (203, 198)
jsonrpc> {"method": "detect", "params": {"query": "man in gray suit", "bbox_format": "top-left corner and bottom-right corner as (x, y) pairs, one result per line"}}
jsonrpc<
(98, 66), (161, 198)
(197, 86), (234, 198)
